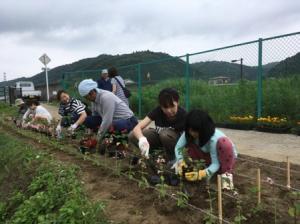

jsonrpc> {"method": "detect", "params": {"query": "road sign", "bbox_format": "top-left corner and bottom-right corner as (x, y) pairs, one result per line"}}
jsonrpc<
(39, 53), (51, 65)
(39, 53), (51, 102)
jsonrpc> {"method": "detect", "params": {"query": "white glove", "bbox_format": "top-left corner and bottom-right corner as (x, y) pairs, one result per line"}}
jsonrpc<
(138, 136), (149, 158)
(68, 123), (78, 132)
(171, 159), (183, 175)
(56, 124), (62, 132)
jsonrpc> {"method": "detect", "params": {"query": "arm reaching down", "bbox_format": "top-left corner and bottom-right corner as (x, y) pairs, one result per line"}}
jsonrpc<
(132, 116), (152, 140)
(174, 132), (187, 161)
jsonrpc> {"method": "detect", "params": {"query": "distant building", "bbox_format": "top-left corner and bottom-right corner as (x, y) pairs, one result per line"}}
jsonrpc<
(35, 81), (61, 101)
(208, 76), (231, 85)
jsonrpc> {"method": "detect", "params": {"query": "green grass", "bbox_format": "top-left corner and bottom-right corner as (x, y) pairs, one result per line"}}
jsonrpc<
(53, 75), (300, 123)
(0, 131), (108, 224)
(128, 76), (300, 123)
(0, 103), (18, 118)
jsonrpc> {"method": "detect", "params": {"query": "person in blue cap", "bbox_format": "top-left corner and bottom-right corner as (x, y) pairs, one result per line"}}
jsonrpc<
(78, 79), (138, 141)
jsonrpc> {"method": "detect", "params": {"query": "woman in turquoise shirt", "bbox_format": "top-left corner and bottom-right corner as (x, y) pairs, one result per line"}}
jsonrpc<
(173, 109), (238, 189)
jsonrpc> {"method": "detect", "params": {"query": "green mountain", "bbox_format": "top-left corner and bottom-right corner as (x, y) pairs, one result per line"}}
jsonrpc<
(2, 50), (299, 88)
(191, 61), (256, 81)
(0, 51), (203, 87)
(191, 61), (279, 81)
(267, 52), (300, 77)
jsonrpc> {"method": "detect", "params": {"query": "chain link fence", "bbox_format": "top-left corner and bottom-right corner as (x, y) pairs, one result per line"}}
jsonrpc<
(61, 31), (300, 122)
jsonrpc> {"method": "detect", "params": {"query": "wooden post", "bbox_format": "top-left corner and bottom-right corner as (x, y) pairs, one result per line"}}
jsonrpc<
(287, 156), (291, 189)
(217, 175), (223, 224)
(257, 168), (261, 205)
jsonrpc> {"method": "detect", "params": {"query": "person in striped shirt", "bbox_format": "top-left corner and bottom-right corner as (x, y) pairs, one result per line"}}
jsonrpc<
(56, 90), (102, 133)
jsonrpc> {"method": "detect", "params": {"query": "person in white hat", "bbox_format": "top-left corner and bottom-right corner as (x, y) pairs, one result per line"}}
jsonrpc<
(78, 79), (137, 141)
(97, 69), (112, 92)
(15, 98), (28, 116)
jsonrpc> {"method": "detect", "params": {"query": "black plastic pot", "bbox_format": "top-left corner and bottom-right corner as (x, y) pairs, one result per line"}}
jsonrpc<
(291, 127), (300, 136)
(255, 125), (291, 134)
(79, 146), (87, 154)
(216, 122), (255, 130)
(98, 143), (106, 155)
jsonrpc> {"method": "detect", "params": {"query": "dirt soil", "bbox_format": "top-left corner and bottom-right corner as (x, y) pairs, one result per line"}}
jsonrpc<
(1, 122), (300, 224)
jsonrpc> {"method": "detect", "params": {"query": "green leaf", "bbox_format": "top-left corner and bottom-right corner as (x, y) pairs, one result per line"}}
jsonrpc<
(288, 207), (295, 217)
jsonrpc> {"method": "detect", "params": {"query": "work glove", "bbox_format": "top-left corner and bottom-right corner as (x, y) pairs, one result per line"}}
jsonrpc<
(185, 169), (207, 182)
(68, 123), (78, 132)
(171, 159), (187, 176)
(138, 136), (149, 158)
(56, 124), (62, 133)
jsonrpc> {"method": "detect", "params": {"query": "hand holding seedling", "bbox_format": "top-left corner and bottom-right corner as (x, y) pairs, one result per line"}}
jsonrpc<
(185, 169), (206, 181)
(171, 159), (187, 176)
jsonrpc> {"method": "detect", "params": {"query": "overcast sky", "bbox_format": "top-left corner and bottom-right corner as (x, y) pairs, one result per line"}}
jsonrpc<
(0, 0), (299, 81)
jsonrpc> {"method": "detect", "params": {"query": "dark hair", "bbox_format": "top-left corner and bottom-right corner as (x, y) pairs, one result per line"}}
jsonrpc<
(28, 100), (40, 106)
(108, 67), (118, 77)
(158, 88), (179, 108)
(185, 109), (215, 147)
(57, 89), (68, 101)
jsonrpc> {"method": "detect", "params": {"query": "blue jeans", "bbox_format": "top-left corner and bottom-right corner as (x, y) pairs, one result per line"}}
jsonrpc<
(71, 114), (102, 131)
(112, 116), (138, 132)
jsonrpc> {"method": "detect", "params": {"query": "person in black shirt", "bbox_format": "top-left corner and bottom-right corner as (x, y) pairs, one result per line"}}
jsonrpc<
(97, 69), (112, 92)
(129, 88), (186, 160)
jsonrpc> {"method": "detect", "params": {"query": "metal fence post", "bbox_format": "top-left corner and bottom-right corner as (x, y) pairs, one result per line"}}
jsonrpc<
(257, 38), (263, 118)
(61, 73), (65, 89)
(185, 54), (190, 111)
(137, 63), (142, 118)
(4, 86), (6, 103)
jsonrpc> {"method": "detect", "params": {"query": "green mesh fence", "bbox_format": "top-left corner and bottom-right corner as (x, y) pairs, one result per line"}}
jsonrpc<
(60, 31), (300, 122)
(137, 56), (186, 117)
(187, 40), (259, 122)
(261, 33), (300, 121)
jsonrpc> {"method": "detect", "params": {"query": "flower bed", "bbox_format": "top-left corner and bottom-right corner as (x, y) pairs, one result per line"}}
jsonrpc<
(256, 116), (291, 134)
(217, 115), (256, 130)
(217, 115), (298, 135)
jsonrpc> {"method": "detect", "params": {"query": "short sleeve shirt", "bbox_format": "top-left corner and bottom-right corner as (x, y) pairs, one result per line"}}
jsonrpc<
(147, 106), (186, 133)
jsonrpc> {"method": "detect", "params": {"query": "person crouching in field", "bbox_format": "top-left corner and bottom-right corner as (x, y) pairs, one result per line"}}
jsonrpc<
(78, 79), (138, 142)
(15, 98), (28, 116)
(173, 109), (237, 190)
(22, 100), (53, 126)
(14, 98), (28, 125)
(129, 88), (186, 161)
(56, 90), (102, 134)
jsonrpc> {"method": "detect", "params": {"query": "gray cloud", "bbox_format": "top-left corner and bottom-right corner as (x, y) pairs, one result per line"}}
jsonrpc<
(0, 0), (299, 80)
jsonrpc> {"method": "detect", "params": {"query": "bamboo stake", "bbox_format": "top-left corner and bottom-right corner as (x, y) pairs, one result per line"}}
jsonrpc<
(257, 168), (261, 205)
(217, 175), (223, 224)
(287, 156), (291, 189)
